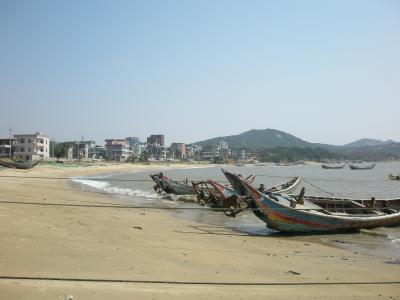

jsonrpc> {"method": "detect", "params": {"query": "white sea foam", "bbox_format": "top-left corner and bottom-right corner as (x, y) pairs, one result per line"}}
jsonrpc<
(71, 178), (158, 199)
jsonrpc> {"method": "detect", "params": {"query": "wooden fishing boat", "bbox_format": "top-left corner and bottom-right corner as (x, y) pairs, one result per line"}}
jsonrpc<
(300, 195), (400, 213)
(151, 172), (256, 196)
(222, 170), (400, 233)
(321, 164), (346, 169)
(192, 180), (248, 216)
(192, 176), (301, 216)
(0, 159), (40, 170)
(389, 174), (400, 181)
(349, 163), (375, 170)
(150, 173), (195, 195)
(266, 176), (302, 194)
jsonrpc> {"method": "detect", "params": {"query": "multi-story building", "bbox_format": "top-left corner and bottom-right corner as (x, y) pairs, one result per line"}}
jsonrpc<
(104, 139), (131, 161)
(126, 137), (140, 147)
(13, 132), (50, 161)
(170, 143), (187, 160)
(132, 142), (146, 157)
(126, 137), (143, 157)
(88, 145), (106, 159)
(63, 140), (96, 160)
(186, 144), (202, 160)
(0, 138), (16, 158)
(147, 135), (165, 147)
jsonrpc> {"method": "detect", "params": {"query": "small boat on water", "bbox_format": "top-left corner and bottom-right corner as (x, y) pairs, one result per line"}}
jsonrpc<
(0, 159), (40, 170)
(389, 174), (400, 181)
(222, 170), (400, 233)
(349, 163), (375, 170)
(192, 176), (301, 215)
(321, 163), (346, 169)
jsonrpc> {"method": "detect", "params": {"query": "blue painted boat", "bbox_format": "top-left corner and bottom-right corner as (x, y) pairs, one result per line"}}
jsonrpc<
(222, 170), (400, 233)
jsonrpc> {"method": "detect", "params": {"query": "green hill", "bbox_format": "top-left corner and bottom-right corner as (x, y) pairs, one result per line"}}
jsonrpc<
(195, 129), (316, 149)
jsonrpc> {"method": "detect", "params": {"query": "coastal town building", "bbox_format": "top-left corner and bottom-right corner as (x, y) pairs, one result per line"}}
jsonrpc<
(186, 144), (202, 160)
(147, 134), (165, 147)
(62, 140), (96, 160)
(126, 137), (140, 147)
(88, 145), (106, 159)
(0, 138), (16, 158)
(13, 132), (50, 161)
(104, 139), (131, 161)
(132, 142), (146, 157)
(170, 142), (187, 160)
(126, 137), (145, 157)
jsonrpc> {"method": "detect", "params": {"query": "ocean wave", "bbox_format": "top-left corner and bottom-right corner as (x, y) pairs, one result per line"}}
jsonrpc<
(71, 178), (158, 199)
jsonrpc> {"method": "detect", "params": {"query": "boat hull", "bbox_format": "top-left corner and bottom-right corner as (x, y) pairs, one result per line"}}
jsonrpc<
(222, 170), (400, 233)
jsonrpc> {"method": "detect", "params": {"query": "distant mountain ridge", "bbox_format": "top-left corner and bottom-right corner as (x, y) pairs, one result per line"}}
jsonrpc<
(194, 129), (323, 149)
(343, 138), (396, 148)
(193, 129), (400, 160)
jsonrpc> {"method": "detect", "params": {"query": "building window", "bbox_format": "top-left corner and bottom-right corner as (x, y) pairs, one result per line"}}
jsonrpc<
(28, 148), (31, 152)
(28, 139), (31, 143)
(20, 138), (25, 143)
(21, 148), (24, 152)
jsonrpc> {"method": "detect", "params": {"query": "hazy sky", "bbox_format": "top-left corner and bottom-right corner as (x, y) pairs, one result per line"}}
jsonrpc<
(0, 0), (399, 146)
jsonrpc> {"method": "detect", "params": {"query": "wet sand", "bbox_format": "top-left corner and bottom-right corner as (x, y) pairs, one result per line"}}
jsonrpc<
(0, 163), (399, 299)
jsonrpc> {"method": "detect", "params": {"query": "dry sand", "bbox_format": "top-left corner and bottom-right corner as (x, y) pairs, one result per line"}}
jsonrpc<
(0, 163), (399, 299)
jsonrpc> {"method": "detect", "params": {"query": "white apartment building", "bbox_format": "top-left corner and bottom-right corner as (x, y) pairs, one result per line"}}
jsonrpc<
(13, 132), (50, 161)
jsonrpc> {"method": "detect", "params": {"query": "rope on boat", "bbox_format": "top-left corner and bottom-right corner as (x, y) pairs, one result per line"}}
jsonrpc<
(302, 179), (335, 196)
(0, 275), (399, 286)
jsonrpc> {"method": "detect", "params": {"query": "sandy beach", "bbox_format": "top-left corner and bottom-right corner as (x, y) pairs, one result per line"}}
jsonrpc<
(0, 163), (399, 300)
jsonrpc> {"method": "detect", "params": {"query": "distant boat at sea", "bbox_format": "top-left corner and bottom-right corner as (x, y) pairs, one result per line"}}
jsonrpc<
(321, 163), (346, 169)
(389, 174), (400, 181)
(349, 163), (375, 170)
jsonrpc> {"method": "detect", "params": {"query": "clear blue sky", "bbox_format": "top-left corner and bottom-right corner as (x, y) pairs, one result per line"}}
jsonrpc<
(0, 0), (399, 145)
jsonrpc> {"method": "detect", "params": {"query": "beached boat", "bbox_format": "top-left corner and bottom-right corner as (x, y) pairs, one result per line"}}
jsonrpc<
(321, 164), (346, 169)
(389, 174), (400, 181)
(300, 195), (400, 213)
(150, 172), (256, 196)
(222, 170), (400, 233)
(349, 163), (375, 170)
(192, 180), (248, 216)
(0, 159), (40, 170)
(266, 176), (302, 194)
(193, 176), (301, 216)
(150, 173), (194, 195)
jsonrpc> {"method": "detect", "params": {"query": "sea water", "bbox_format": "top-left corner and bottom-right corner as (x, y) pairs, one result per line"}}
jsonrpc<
(71, 162), (400, 262)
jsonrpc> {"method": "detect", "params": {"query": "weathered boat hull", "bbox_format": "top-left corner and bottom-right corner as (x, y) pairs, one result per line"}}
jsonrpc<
(301, 195), (400, 211)
(150, 173), (194, 195)
(0, 160), (39, 169)
(222, 170), (400, 233)
(266, 176), (302, 194)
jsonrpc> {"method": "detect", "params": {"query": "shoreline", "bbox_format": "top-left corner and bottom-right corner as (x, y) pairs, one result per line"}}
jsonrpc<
(0, 164), (399, 299)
